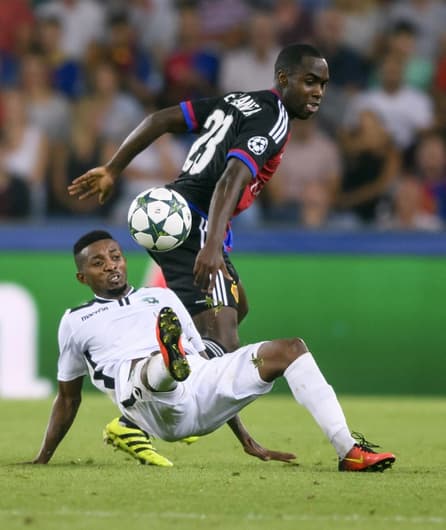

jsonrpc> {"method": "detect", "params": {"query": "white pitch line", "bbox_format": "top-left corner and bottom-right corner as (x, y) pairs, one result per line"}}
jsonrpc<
(0, 510), (445, 525)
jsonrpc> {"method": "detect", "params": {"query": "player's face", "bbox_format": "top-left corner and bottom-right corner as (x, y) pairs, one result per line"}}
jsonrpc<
(279, 57), (329, 120)
(76, 239), (129, 298)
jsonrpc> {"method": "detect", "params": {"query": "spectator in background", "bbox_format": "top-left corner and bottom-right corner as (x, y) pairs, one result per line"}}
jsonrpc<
(380, 21), (433, 91)
(385, 0), (446, 60)
(413, 131), (446, 223)
(35, 14), (84, 99)
(344, 52), (433, 156)
(334, 0), (383, 60)
(218, 8), (280, 94)
(0, 0), (35, 56)
(46, 104), (117, 219)
(36, 0), (106, 60)
(0, 89), (49, 218)
(336, 109), (401, 227)
(312, 7), (371, 90)
(298, 181), (334, 228)
(197, 0), (250, 50)
(17, 47), (73, 217)
(19, 50), (72, 144)
(267, 119), (341, 227)
(310, 7), (371, 136)
(47, 59), (143, 218)
(273, 0), (314, 47)
(0, 0), (35, 88)
(127, 0), (179, 65)
(162, 3), (220, 107)
(81, 59), (144, 144)
(104, 11), (162, 107)
(380, 175), (443, 231)
(0, 160), (31, 219)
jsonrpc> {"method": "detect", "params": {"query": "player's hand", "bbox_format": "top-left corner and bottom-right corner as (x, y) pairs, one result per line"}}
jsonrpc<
(193, 245), (232, 293)
(68, 167), (116, 205)
(242, 436), (297, 464)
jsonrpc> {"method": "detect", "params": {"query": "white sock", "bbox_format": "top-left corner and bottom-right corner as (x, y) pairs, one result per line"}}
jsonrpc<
(128, 355), (177, 400)
(145, 353), (177, 392)
(284, 352), (355, 458)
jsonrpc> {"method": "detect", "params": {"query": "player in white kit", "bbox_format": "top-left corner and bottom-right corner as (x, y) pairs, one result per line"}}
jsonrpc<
(32, 231), (396, 472)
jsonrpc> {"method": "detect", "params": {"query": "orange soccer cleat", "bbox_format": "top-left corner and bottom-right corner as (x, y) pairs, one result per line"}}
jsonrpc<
(339, 432), (396, 472)
(156, 307), (190, 381)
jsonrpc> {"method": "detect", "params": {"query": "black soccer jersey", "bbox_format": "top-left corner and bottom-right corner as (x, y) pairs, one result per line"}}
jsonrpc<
(170, 89), (290, 217)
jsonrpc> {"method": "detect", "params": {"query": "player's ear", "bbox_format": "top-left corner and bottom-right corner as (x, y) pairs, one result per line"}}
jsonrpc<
(76, 271), (87, 285)
(277, 69), (288, 88)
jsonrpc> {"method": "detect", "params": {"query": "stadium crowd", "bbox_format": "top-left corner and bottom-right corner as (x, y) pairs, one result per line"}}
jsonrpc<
(1, 0), (446, 231)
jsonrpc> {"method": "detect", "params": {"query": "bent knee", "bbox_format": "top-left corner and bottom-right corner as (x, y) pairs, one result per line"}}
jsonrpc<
(278, 337), (309, 363)
(257, 337), (310, 380)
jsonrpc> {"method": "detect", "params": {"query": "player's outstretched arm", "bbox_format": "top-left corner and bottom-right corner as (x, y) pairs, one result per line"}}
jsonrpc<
(68, 167), (116, 204)
(68, 106), (188, 204)
(31, 377), (84, 464)
(193, 159), (252, 293)
(227, 416), (297, 464)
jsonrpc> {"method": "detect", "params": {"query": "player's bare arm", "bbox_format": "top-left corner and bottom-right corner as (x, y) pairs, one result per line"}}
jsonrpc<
(227, 416), (297, 463)
(32, 377), (84, 464)
(193, 158), (252, 292)
(68, 106), (188, 204)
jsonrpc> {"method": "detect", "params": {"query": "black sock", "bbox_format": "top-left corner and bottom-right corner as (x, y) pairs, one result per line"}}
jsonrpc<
(119, 415), (140, 430)
(203, 337), (227, 359)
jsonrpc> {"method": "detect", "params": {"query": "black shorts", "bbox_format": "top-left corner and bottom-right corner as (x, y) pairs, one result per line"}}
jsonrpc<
(148, 210), (240, 316)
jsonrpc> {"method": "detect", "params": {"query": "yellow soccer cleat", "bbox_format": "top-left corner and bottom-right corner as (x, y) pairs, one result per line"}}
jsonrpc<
(179, 436), (200, 445)
(103, 417), (173, 467)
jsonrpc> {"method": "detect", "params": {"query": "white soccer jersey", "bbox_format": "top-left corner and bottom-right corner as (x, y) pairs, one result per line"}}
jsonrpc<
(57, 287), (205, 402)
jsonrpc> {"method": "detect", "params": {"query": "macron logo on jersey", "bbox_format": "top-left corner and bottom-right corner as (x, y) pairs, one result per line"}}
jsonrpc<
(269, 100), (288, 144)
(224, 93), (262, 116)
(81, 306), (109, 321)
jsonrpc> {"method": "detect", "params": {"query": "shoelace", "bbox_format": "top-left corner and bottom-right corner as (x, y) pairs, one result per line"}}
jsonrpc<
(351, 431), (381, 453)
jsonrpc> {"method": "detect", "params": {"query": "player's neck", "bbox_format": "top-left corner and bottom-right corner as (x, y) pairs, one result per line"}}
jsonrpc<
(270, 87), (283, 100)
(94, 284), (133, 301)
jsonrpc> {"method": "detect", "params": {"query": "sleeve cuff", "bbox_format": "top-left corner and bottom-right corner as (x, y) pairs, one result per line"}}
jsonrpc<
(226, 149), (258, 177)
(180, 101), (199, 131)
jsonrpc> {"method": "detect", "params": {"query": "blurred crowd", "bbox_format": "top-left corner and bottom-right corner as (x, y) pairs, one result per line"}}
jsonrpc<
(1, 0), (446, 231)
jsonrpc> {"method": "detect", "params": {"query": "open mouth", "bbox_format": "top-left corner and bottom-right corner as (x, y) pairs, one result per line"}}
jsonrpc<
(306, 102), (320, 113)
(108, 273), (121, 283)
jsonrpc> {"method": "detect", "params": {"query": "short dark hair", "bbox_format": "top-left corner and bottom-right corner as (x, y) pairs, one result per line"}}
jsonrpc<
(108, 10), (130, 27)
(73, 230), (115, 257)
(274, 43), (323, 75)
(392, 20), (418, 36)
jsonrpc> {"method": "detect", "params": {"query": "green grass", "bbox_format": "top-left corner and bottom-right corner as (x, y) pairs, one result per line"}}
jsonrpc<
(1, 395), (445, 530)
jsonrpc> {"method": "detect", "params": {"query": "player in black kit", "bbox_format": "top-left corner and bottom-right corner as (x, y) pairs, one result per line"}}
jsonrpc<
(68, 44), (329, 464)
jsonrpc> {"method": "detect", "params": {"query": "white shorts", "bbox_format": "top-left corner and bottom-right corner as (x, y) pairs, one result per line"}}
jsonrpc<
(115, 342), (274, 441)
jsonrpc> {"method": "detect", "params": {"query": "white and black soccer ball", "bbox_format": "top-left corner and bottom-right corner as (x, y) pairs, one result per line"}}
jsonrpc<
(127, 187), (192, 252)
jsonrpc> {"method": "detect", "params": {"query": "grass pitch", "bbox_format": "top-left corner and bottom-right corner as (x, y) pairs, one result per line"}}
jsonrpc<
(1, 394), (445, 530)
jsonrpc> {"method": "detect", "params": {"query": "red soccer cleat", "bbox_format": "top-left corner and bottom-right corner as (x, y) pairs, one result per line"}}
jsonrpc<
(339, 432), (396, 472)
(156, 307), (190, 381)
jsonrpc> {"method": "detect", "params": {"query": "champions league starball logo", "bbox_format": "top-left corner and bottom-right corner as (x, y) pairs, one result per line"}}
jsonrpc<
(247, 136), (268, 155)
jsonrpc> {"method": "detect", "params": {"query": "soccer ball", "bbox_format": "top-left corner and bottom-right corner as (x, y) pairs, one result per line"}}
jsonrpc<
(127, 187), (192, 252)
